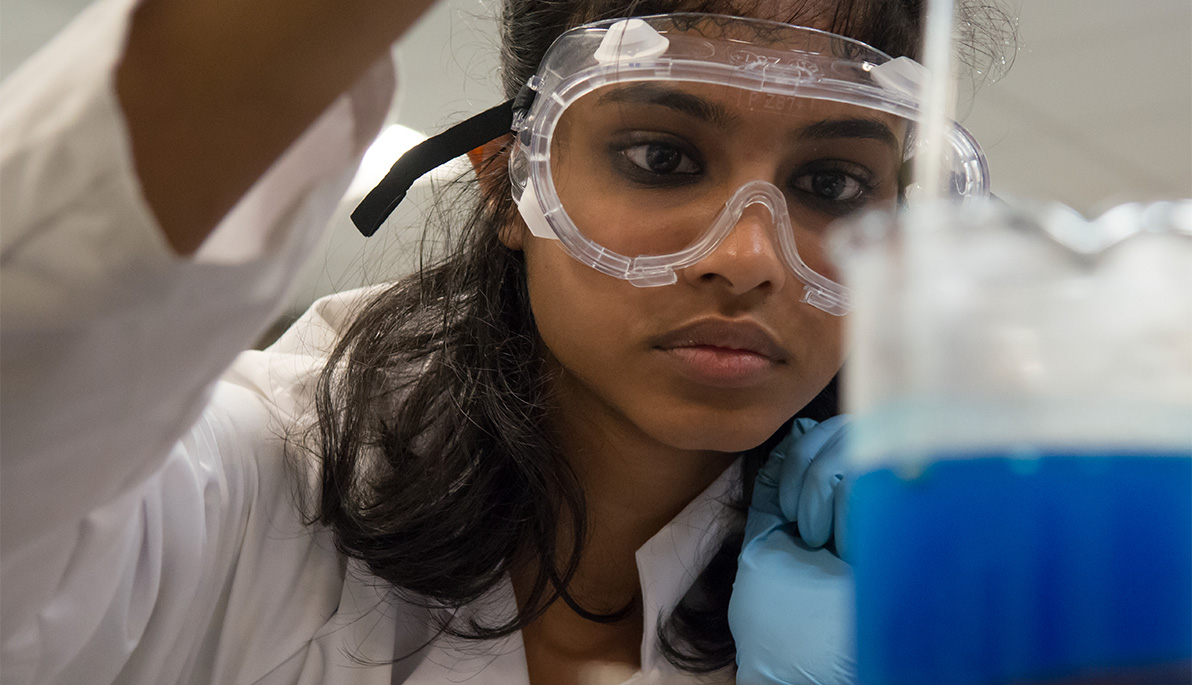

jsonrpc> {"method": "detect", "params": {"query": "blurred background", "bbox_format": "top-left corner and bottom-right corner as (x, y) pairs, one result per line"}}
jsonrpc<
(3, 0), (1189, 316)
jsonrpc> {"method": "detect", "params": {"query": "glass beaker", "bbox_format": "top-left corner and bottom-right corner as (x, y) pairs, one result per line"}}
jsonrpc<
(831, 200), (1192, 684)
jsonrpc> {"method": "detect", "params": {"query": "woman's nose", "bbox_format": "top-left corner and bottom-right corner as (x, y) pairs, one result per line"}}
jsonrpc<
(681, 203), (788, 296)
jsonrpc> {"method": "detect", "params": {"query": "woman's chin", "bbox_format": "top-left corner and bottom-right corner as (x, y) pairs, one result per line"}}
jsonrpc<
(649, 416), (787, 455)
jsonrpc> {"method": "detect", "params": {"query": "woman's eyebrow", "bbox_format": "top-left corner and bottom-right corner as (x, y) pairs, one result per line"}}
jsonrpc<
(594, 85), (898, 150)
(796, 118), (900, 150)
(596, 83), (738, 127)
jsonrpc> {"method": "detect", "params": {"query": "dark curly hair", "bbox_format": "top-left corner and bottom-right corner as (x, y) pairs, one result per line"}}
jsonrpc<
(303, 0), (1013, 673)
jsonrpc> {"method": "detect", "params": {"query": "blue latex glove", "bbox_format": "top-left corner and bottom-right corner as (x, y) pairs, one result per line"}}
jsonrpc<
(729, 416), (857, 685)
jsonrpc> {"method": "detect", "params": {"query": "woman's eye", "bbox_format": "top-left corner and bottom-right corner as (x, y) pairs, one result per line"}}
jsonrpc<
(791, 169), (867, 202)
(620, 143), (701, 175)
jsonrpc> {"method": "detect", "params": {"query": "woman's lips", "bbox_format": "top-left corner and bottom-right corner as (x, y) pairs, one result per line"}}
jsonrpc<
(650, 319), (787, 388)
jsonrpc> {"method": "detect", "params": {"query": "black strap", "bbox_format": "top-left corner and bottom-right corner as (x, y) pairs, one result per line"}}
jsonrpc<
(351, 99), (515, 237)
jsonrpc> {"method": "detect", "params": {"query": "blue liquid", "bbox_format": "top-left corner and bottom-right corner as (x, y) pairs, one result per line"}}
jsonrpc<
(850, 453), (1192, 684)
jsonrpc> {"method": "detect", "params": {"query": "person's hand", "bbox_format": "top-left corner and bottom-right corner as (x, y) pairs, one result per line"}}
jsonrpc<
(751, 415), (854, 560)
(117, 0), (435, 254)
(729, 416), (856, 685)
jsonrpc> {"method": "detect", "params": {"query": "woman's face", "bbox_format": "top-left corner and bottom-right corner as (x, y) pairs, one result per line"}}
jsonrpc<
(506, 20), (905, 456)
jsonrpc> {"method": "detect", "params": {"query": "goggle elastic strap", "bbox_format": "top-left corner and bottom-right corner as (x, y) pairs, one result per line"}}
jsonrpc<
(351, 98), (516, 237)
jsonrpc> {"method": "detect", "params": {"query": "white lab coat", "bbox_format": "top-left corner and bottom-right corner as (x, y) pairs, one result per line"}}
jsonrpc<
(0, 0), (739, 683)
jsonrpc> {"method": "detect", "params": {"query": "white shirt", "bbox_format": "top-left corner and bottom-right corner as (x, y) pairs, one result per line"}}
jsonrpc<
(0, 1), (739, 683)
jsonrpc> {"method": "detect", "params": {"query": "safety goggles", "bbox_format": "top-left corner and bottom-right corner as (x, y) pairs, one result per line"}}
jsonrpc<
(354, 13), (990, 315)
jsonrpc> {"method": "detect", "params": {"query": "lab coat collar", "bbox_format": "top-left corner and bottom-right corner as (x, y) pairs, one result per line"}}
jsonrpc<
(635, 458), (742, 679)
(400, 458), (742, 685)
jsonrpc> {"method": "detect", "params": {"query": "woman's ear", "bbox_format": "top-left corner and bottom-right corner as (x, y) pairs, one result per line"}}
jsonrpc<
(466, 133), (526, 251)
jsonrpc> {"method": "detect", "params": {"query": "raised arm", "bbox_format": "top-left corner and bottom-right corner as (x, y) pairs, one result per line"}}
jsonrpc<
(1, 0), (440, 561)
(1, 2), (441, 679)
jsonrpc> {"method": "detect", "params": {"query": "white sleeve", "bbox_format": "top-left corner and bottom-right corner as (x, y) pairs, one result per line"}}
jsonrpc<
(0, 0), (395, 679)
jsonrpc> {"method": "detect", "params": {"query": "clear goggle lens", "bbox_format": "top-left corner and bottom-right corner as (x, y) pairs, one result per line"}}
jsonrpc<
(547, 81), (913, 297)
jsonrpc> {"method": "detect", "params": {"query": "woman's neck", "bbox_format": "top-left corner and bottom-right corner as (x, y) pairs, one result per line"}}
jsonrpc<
(564, 418), (736, 603)
(514, 368), (738, 683)
(553, 365), (739, 606)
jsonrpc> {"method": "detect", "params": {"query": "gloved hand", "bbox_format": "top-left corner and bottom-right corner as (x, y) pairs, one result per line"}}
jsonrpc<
(729, 415), (857, 685)
(752, 415), (854, 561)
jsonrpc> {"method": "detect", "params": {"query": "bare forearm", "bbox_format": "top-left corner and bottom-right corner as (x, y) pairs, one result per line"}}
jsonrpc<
(116, 0), (436, 255)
